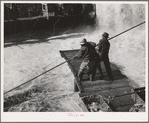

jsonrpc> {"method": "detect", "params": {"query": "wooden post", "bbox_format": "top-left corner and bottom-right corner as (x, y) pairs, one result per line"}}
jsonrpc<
(42, 3), (49, 19)
(59, 50), (84, 93)
(74, 79), (79, 92)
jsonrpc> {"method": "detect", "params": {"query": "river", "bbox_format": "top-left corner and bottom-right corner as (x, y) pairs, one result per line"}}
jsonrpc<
(4, 3), (146, 112)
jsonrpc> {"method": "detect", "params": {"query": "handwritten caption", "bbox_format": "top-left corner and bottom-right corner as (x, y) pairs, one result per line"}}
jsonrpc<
(68, 113), (84, 117)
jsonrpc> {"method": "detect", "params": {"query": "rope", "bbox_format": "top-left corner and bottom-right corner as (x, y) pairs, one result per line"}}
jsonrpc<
(4, 21), (145, 95)
(108, 21), (145, 41)
(4, 57), (74, 95)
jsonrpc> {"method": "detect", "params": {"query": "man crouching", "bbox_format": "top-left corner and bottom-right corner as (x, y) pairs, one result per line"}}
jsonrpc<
(73, 38), (97, 82)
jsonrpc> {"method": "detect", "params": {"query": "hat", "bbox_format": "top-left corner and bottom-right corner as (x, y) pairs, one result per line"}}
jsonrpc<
(80, 38), (87, 45)
(102, 32), (109, 38)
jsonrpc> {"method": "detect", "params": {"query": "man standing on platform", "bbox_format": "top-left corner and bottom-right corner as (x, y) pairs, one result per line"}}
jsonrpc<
(97, 32), (114, 81)
(73, 38), (97, 82)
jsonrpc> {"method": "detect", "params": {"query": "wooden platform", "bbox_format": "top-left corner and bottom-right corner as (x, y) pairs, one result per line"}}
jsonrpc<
(60, 49), (141, 112)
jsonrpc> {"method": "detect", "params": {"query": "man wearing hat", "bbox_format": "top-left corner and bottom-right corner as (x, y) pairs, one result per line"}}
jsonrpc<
(74, 38), (97, 82)
(97, 32), (114, 81)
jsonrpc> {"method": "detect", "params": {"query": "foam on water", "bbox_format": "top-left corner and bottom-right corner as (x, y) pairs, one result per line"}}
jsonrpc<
(95, 4), (146, 87)
(4, 3), (146, 111)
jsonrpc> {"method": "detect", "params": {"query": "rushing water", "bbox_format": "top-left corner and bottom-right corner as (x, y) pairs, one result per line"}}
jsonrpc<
(4, 3), (146, 112)
(95, 4), (146, 87)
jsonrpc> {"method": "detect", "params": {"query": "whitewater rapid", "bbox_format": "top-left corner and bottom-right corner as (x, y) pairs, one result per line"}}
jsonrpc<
(4, 3), (146, 112)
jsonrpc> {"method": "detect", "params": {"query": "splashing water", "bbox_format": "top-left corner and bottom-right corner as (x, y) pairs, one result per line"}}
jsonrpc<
(4, 3), (146, 112)
(85, 3), (146, 87)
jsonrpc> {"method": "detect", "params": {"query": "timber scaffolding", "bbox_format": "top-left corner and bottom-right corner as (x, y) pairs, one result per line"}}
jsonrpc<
(4, 21), (146, 112)
(59, 21), (145, 112)
(59, 50), (145, 112)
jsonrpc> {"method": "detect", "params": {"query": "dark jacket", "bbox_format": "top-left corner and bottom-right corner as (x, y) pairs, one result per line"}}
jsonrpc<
(97, 38), (110, 55)
(76, 42), (97, 61)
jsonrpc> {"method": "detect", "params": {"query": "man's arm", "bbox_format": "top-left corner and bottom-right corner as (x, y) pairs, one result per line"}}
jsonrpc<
(88, 41), (96, 47)
(74, 47), (86, 58)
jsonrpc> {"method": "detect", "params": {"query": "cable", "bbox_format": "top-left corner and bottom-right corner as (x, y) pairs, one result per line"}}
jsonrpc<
(4, 21), (145, 95)
(4, 58), (73, 95)
(108, 21), (145, 41)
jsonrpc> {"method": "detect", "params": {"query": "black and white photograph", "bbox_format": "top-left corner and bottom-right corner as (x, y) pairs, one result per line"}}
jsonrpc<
(1, 1), (148, 122)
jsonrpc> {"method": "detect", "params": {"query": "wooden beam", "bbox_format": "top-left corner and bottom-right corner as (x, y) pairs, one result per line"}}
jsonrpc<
(82, 79), (130, 88)
(59, 50), (84, 92)
(79, 86), (133, 98)
(78, 98), (89, 112)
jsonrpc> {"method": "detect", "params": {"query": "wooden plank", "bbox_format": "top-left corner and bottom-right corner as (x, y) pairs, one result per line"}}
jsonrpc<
(82, 79), (130, 89)
(79, 71), (127, 83)
(79, 86), (133, 98)
(84, 86), (133, 97)
(82, 78), (129, 86)
(82, 77), (131, 93)
(84, 83), (130, 92)
(78, 98), (89, 112)
(60, 49), (79, 53)
(110, 95), (135, 107)
(60, 49), (137, 112)
(114, 92), (145, 112)
(62, 50), (79, 58)
(59, 51), (84, 92)
(80, 69), (127, 83)
(59, 50), (79, 59)
(74, 79), (79, 92)
(69, 62), (80, 72)
(115, 104), (134, 112)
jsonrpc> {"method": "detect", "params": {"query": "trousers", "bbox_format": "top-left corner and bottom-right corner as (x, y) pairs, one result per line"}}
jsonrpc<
(98, 53), (114, 80)
(92, 57), (103, 80)
(78, 60), (95, 81)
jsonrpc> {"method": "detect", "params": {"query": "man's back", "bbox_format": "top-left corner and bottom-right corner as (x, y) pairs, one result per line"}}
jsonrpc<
(78, 42), (96, 61)
(76, 39), (98, 82)
(96, 32), (114, 81)
(98, 38), (110, 55)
